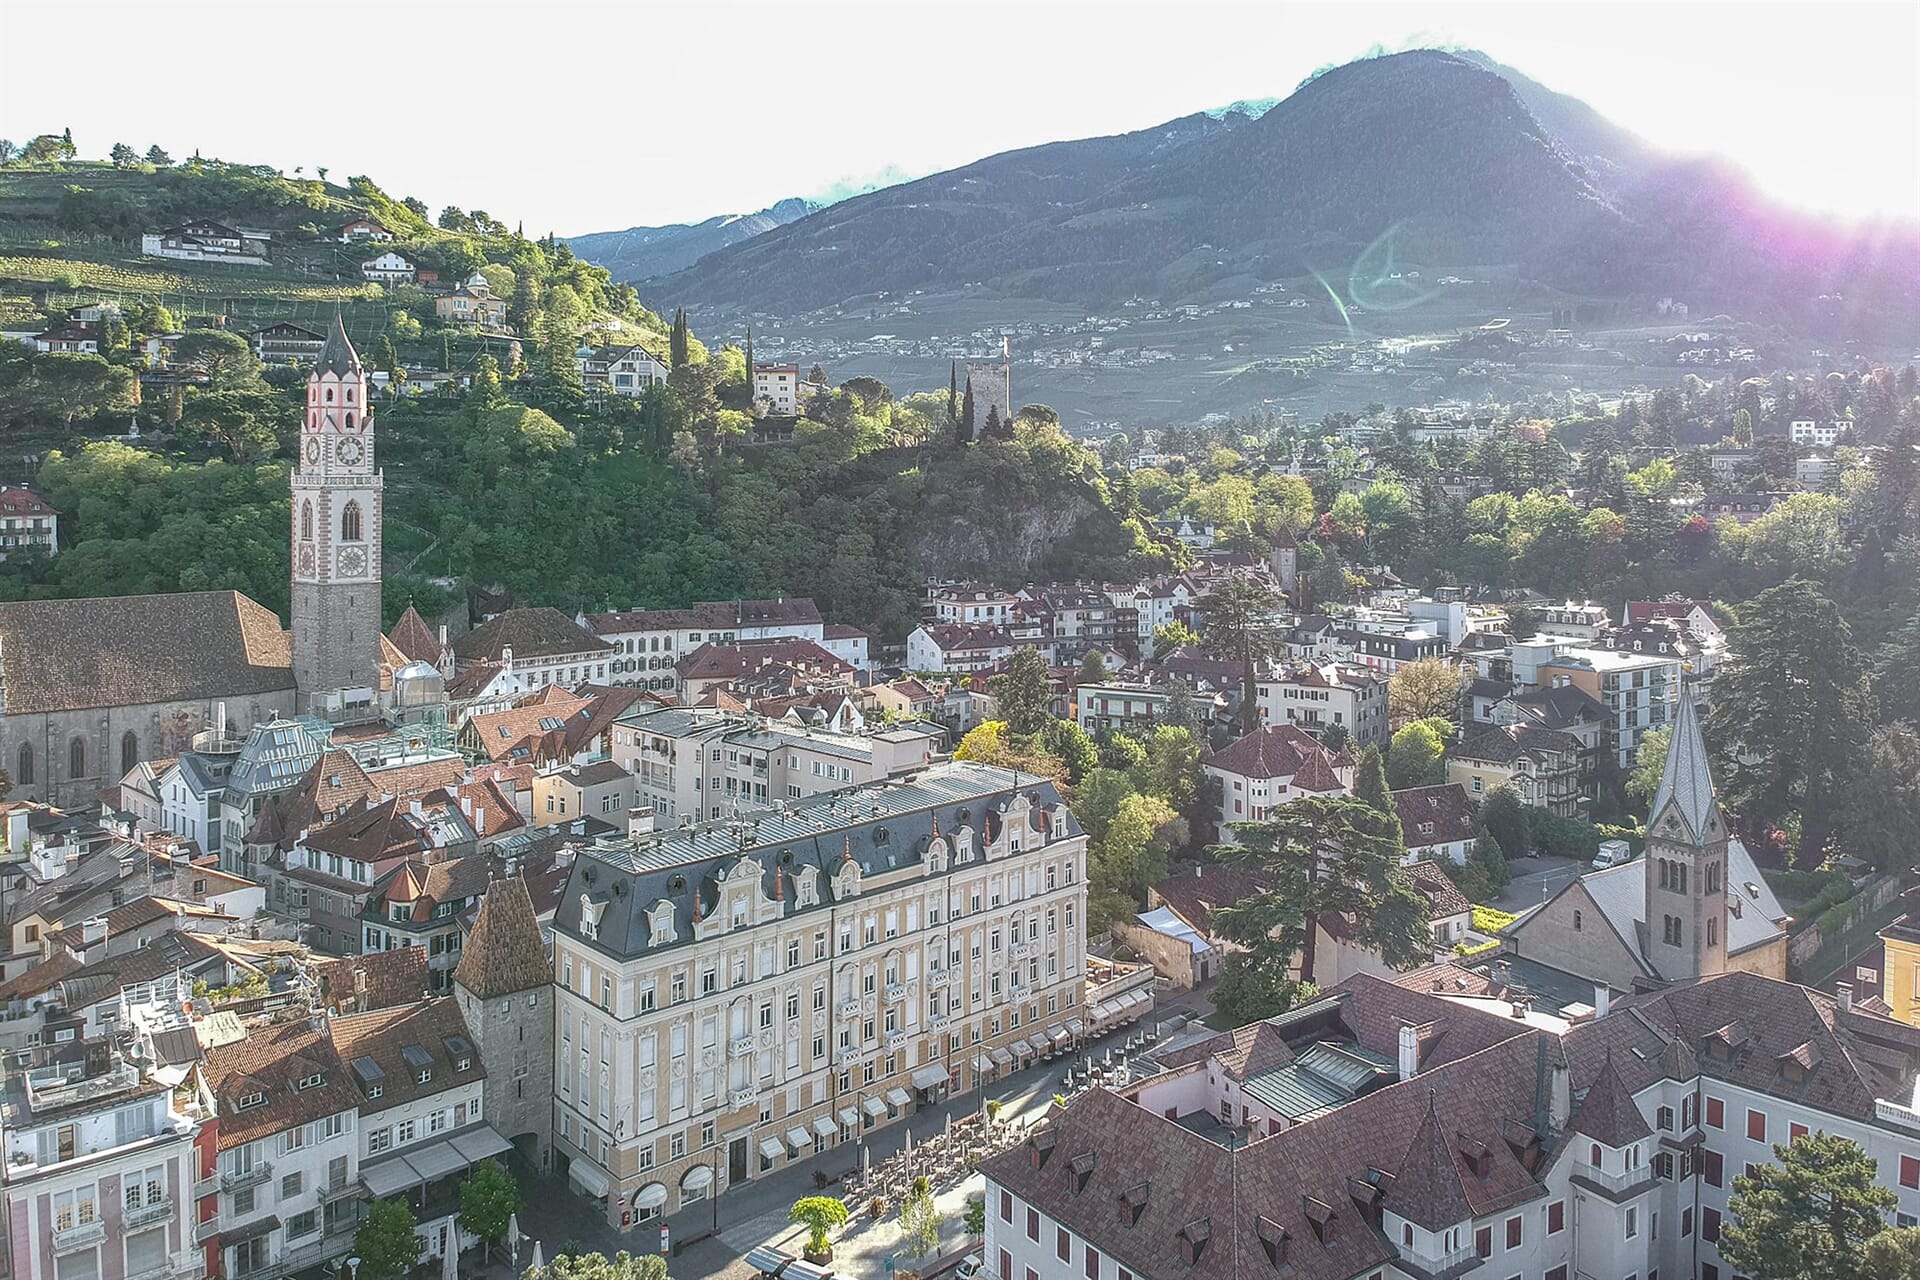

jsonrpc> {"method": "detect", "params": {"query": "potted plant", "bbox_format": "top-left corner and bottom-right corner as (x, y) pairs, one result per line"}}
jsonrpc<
(869, 1195), (889, 1221)
(788, 1196), (850, 1266)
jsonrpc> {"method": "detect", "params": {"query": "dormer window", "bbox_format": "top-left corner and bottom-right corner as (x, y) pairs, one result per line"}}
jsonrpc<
(1178, 1218), (1211, 1264)
(299, 1073), (323, 1091)
(1069, 1151), (1096, 1193)
(417, 1068), (432, 1085)
(1256, 1216), (1290, 1267)
(237, 1091), (265, 1109)
(368, 1085), (383, 1099)
(458, 1057), (472, 1072)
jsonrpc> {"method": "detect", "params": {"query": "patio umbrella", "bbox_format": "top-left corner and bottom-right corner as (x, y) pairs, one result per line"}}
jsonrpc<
(508, 1214), (521, 1266)
(441, 1236), (459, 1280)
(526, 1241), (543, 1275)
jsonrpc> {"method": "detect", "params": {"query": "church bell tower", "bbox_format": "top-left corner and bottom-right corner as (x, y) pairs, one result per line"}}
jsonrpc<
(291, 313), (382, 707)
(1643, 686), (1729, 982)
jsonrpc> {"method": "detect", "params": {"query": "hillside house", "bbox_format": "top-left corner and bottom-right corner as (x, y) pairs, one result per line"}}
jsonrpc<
(578, 344), (668, 398)
(360, 252), (416, 285)
(433, 277), (507, 328)
(752, 362), (800, 415)
(250, 322), (326, 363)
(141, 220), (270, 264)
(337, 218), (393, 242)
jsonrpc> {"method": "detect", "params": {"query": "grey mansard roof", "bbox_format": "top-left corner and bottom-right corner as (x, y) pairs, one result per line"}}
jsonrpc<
(551, 761), (1080, 961)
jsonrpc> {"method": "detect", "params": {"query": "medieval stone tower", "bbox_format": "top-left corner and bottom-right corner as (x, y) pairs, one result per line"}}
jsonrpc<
(1270, 523), (1299, 604)
(291, 313), (382, 706)
(1643, 686), (1729, 982)
(453, 876), (556, 1168)
(964, 336), (1012, 440)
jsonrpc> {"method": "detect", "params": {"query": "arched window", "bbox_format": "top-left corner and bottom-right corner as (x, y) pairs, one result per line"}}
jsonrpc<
(68, 736), (85, 779)
(344, 412), (355, 430)
(325, 387), (334, 403)
(300, 501), (313, 541)
(345, 388), (355, 404)
(16, 743), (32, 785)
(1590, 1142), (1602, 1167)
(1573, 910), (1583, 932)
(121, 731), (139, 775)
(341, 501), (363, 542)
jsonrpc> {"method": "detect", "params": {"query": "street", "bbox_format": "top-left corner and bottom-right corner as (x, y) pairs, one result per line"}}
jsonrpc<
(1489, 853), (1586, 914)
(505, 985), (1215, 1280)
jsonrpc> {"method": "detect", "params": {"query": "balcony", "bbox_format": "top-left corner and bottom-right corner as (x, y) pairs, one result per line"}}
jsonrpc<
(728, 1085), (760, 1109)
(728, 1035), (755, 1059)
(318, 1179), (361, 1204)
(194, 1217), (222, 1244)
(53, 1220), (107, 1253)
(1572, 1156), (1657, 1198)
(1011, 942), (1036, 961)
(884, 982), (908, 1002)
(886, 1031), (908, 1051)
(193, 1174), (220, 1200)
(838, 998), (862, 1018)
(222, 1162), (272, 1191)
(927, 968), (951, 988)
(125, 1199), (174, 1228)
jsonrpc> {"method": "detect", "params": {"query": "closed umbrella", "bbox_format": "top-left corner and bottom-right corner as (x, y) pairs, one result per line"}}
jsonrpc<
(441, 1235), (459, 1280)
(527, 1241), (543, 1275)
(508, 1213), (521, 1266)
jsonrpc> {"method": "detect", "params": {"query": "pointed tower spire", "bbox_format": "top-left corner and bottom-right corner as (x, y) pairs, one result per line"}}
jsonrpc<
(317, 310), (359, 378)
(1649, 684), (1719, 842)
(1392, 1091), (1474, 1230)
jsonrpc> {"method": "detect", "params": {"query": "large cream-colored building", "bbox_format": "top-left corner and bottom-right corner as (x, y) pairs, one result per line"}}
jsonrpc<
(548, 761), (1088, 1231)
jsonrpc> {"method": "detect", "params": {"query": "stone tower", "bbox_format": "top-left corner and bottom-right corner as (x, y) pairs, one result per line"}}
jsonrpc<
(1643, 686), (1729, 982)
(1270, 523), (1299, 604)
(964, 336), (1012, 441)
(291, 313), (382, 706)
(453, 875), (555, 1167)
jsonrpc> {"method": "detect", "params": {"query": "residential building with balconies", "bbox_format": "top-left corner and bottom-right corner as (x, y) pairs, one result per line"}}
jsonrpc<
(1448, 723), (1584, 816)
(545, 762), (1088, 1241)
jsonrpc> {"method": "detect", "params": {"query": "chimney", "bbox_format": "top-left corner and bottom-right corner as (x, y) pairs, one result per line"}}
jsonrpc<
(1593, 984), (1611, 1019)
(1837, 982), (1853, 1013)
(1549, 1060), (1572, 1129)
(1397, 1023), (1419, 1081)
(628, 806), (656, 839)
(79, 915), (108, 947)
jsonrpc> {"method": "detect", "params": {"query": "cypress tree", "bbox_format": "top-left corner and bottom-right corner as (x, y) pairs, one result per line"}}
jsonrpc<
(958, 376), (975, 443)
(983, 403), (1002, 440)
(947, 361), (959, 425)
(669, 308), (689, 369)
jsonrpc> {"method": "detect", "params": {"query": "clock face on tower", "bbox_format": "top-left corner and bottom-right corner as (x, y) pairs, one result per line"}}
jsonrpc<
(304, 438), (321, 465)
(337, 546), (369, 578)
(338, 437), (365, 467)
(297, 543), (315, 575)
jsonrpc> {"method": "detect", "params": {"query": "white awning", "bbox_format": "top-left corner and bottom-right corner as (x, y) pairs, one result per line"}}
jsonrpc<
(1065, 1018), (1086, 1035)
(989, 1046), (1013, 1065)
(633, 1182), (668, 1210)
(1093, 1000), (1119, 1021)
(786, 1127), (812, 1150)
(838, 1106), (861, 1127)
(681, 1164), (714, 1191)
(973, 1055), (994, 1073)
(1010, 1039), (1035, 1058)
(1045, 1025), (1068, 1045)
(448, 1127), (513, 1164)
(759, 1136), (786, 1160)
(362, 1156), (422, 1198)
(407, 1141), (465, 1183)
(861, 1096), (889, 1118)
(885, 1087), (913, 1108)
(813, 1116), (839, 1139)
(912, 1065), (948, 1089)
(569, 1161), (611, 1199)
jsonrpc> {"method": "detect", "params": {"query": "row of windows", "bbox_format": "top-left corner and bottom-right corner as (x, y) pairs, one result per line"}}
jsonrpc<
(14, 731), (146, 785)
(299, 500), (365, 542)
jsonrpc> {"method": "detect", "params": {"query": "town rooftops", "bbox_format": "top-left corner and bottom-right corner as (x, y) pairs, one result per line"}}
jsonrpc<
(455, 607), (612, 663)
(1393, 784), (1482, 848)
(311, 947), (432, 1014)
(1200, 723), (1336, 780)
(1453, 723), (1582, 766)
(330, 997), (485, 1114)
(201, 1020), (361, 1150)
(453, 875), (552, 998)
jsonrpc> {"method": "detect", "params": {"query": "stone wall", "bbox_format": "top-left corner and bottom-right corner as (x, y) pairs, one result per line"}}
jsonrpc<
(455, 980), (555, 1168)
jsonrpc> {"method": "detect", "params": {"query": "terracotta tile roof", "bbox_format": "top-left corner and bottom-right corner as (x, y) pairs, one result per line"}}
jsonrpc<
(454, 607), (610, 663)
(301, 796), (437, 864)
(311, 947), (432, 1013)
(330, 996), (485, 1113)
(453, 876), (552, 998)
(1290, 749), (1344, 793)
(202, 1020), (361, 1150)
(0, 590), (294, 715)
(1391, 1094), (1477, 1229)
(463, 689), (591, 763)
(388, 606), (443, 665)
(446, 661), (502, 699)
(1394, 784), (1482, 849)
(1151, 866), (1266, 937)
(373, 854), (494, 925)
(919, 623), (1017, 651)
(1200, 723), (1334, 780)
(1567, 1050), (1653, 1147)
(1406, 860), (1471, 919)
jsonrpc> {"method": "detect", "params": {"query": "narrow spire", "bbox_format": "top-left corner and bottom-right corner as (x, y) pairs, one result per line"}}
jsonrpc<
(317, 310), (360, 378)
(1649, 684), (1719, 842)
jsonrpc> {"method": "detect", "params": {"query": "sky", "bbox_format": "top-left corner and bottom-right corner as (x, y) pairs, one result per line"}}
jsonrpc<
(4, 0), (1915, 235)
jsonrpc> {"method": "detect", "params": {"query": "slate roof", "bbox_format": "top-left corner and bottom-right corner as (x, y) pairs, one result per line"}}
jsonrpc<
(330, 997), (485, 1113)
(202, 1020), (361, 1150)
(1565, 838), (1787, 975)
(454, 608), (611, 663)
(1503, 684), (1610, 731)
(317, 312), (360, 378)
(1393, 1095), (1478, 1229)
(1649, 686), (1719, 843)
(453, 875), (552, 998)
(0, 590), (293, 715)
(1566, 1050), (1653, 1147)
(1152, 866), (1267, 937)
(388, 606), (444, 665)
(1453, 723), (1581, 766)
(552, 762), (1075, 963)
(1394, 784), (1482, 849)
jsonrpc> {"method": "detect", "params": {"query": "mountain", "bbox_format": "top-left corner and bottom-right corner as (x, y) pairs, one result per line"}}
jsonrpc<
(565, 197), (816, 283)
(643, 50), (1919, 328)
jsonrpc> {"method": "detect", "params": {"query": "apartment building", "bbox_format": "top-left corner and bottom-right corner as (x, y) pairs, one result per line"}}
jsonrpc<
(1, 1039), (205, 1280)
(982, 965), (1920, 1280)
(610, 708), (937, 824)
(546, 762), (1088, 1232)
(1539, 646), (1681, 768)
(1447, 723), (1583, 816)
(1073, 683), (1169, 736)
(584, 599), (825, 698)
(0, 487), (59, 559)
(1254, 661), (1389, 749)
(1199, 725), (1352, 845)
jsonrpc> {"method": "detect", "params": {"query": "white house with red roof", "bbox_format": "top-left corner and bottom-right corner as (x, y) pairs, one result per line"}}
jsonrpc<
(0, 487), (58, 558)
(1199, 723), (1353, 844)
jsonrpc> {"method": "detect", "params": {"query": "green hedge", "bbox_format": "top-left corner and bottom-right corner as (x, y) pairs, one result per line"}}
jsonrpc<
(1472, 905), (1519, 935)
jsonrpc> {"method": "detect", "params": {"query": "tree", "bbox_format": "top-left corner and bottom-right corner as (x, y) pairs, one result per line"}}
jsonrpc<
(1845, 726), (1920, 873)
(896, 1174), (942, 1259)
(109, 142), (137, 167)
(1862, 1228), (1920, 1280)
(669, 308), (689, 370)
(1386, 718), (1448, 789)
(179, 389), (290, 462)
(1163, 677), (1202, 736)
(959, 377), (976, 442)
(1389, 657), (1467, 724)
(0, 140), (14, 166)
(522, 1252), (669, 1280)
(1213, 795), (1433, 985)
(946, 361), (959, 428)
(1076, 651), (1108, 685)
(1195, 578), (1285, 735)
(353, 1199), (424, 1280)
(1211, 955), (1316, 1025)
(144, 144), (170, 166)
(963, 1197), (987, 1236)
(1718, 1133), (1897, 1280)
(790, 1195), (850, 1260)
(1711, 579), (1874, 860)
(1094, 792), (1183, 903)
(1626, 726), (1671, 810)
(1466, 833), (1511, 894)
(21, 352), (136, 427)
(952, 721), (1066, 784)
(1479, 785), (1530, 864)
(174, 329), (262, 390)
(1505, 604), (1541, 640)
(457, 1159), (522, 1253)
(1353, 746), (1394, 815)
(987, 647), (1053, 737)
(1151, 619), (1199, 652)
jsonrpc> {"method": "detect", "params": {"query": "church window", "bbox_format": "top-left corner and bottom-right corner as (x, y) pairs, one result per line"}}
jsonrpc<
(120, 731), (138, 775)
(341, 501), (363, 542)
(300, 502), (313, 541)
(68, 737), (85, 779)
(1572, 910), (1582, 932)
(16, 743), (31, 785)
(344, 412), (355, 429)
(325, 388), (334, 403)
